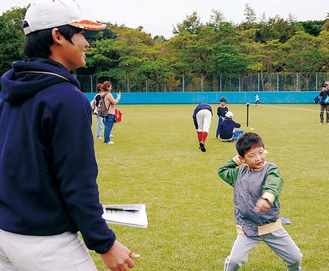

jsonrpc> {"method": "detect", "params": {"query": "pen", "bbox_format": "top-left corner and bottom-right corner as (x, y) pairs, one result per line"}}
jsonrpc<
(104, 207), (138, 213)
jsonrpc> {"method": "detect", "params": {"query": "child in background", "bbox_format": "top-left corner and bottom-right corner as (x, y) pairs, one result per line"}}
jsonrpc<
(217, 132), (302, 271)
(215, 97), (228, 139)
(219, 111), (241, 142)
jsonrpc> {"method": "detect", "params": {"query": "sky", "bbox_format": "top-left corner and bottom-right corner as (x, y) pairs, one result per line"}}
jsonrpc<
(0, 0), (328, 39)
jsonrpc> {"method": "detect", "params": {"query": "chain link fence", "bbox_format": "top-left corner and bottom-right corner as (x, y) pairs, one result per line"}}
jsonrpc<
(77, 72), (329, 93)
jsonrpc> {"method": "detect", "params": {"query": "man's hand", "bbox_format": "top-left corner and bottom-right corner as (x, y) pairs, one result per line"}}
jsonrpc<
(101, 240), (140, 271)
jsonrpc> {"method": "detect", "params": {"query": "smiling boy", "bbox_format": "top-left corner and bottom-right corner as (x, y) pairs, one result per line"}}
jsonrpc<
(217, 132), (302, 271)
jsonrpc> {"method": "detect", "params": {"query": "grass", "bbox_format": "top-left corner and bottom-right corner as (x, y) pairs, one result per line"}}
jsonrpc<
(90, 104), (329, 271)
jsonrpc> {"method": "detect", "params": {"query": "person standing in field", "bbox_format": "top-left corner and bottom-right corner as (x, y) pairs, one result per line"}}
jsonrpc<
(217, 132), (302, 271)
(215, 97), (228, 139)
(90, 83), (104, 139)
(102, 81), (121, 144)
(314, 95), (320, 104)
(319, 82), (329, 124)
(0, 0), (139, 270)
(192, 103), (213, 152)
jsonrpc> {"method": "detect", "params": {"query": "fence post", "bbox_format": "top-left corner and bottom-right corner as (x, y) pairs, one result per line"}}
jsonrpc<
(296, 73), (299, 91)
(90, 75), (93, 92)
(246, 103), (250, 127)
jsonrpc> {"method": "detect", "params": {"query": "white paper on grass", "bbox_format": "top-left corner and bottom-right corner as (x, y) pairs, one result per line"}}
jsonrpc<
(102, 204), (148, 228)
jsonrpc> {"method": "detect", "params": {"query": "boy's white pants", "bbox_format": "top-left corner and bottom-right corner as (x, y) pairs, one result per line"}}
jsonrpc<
(0, 229), (97, 271)
(196, 109), (212, 133)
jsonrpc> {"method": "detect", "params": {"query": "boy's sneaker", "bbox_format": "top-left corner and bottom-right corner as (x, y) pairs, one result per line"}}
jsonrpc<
(104, 141), (114, 144)
(199, 143), (206, 152)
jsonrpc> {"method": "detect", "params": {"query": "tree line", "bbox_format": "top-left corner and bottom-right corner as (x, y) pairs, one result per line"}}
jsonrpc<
(1, 4), (329, 92)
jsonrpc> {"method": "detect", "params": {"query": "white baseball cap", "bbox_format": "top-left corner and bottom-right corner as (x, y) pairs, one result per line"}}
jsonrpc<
(23, 0), (106, 35)
(225, 111), (233, 119)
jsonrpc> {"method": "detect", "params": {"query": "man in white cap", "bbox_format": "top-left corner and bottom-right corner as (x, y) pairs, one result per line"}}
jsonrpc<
(0, 1), (139, 270)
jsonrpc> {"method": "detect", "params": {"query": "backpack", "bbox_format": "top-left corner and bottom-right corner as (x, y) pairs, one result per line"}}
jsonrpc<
(92, 93), (101, 114)
(97, 94), (109, 117)
(114, 108), (122, 123)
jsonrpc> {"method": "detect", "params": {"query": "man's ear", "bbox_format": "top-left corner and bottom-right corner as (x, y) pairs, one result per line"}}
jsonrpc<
(51, 28), (63, 45)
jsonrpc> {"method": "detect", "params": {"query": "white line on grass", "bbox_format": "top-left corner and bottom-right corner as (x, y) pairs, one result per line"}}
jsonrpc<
(249, 104), (320, 113)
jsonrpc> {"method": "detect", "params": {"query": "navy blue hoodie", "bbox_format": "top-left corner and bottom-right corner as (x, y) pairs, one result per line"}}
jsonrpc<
(219, 118), (241, 140)
(0, 59), (115, 254)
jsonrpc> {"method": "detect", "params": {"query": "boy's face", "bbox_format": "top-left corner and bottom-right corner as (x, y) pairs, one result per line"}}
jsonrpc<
(239, 146), (266, 170)
(220, 101), (226, 106)
(59, 30), (90, 71)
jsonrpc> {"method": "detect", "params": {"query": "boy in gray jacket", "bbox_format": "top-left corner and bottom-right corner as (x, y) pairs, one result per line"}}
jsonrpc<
(218, 132), (302, 271)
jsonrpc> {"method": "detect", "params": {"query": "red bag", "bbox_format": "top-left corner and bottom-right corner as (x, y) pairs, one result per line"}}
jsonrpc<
(114, 108), (122, 123)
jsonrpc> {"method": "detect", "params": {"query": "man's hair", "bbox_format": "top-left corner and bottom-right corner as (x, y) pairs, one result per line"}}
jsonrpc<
(236, 132), (264, 157)
(23, 24), (82, 58)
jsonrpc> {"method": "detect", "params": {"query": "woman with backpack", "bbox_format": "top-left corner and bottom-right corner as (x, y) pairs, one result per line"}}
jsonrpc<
(102, 81), (121, 144)
(90, 83), (104, 139)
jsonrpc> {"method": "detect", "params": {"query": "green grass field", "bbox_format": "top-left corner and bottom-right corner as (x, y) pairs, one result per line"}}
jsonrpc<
(90, 104), (329, 271)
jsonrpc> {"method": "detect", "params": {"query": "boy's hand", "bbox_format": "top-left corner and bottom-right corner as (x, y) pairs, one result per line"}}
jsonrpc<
(232, 155), (243, 165)
(254, 198), (272, 212)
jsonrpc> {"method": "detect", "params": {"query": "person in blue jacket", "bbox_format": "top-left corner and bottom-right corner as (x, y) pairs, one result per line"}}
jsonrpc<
(319, 83), (329, 124)
(192, 103), (213, 152)
(0, 0), (139, 270)
(215, 97), (228, 139)
(219, 111), (241, 142)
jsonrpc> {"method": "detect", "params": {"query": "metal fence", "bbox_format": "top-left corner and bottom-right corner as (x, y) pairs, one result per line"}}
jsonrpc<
(77, 72), (329, 93)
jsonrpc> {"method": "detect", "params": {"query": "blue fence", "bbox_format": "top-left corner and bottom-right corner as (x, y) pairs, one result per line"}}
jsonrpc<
(85, 91), (319, 104)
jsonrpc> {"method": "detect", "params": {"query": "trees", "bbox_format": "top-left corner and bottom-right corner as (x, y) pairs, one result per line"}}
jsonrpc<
(172, 11), (202, 35)
(0, 7), (26, 76)
(278, 31), (324, 90)
(1, 6), (329, 92)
